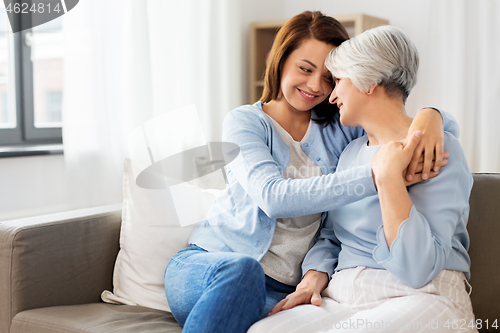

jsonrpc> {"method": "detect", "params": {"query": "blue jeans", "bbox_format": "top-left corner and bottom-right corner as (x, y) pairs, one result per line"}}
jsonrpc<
(165, 245), (295, 333)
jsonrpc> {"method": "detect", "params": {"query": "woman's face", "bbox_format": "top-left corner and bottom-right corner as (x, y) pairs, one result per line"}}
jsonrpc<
(279, 38), (334, 112)
(329, 77), (366, 127)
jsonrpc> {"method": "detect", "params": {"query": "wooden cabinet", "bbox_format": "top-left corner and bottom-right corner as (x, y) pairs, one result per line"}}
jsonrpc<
(248, 14), (389, 103)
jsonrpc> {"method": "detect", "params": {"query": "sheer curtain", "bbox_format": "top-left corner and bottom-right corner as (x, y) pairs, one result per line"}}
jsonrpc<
(417, 0), (500, 172)
(62, 0), (242, 209)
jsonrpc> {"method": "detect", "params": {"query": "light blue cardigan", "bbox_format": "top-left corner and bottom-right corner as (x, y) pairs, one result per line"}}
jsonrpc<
(303, 133), (472, 289)
(189, 102), (459, 266)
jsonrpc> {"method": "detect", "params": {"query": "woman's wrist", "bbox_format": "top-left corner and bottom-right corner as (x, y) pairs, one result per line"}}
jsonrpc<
(297, 270), (329, 293)
(415, 107), (443, 123)
(372, 166), (403, 189)
(376, 174), (406, 192)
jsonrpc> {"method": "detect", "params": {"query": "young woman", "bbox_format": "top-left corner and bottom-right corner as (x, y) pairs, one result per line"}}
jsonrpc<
(250, 25), (476, 333)
(165, 12), (458, 333)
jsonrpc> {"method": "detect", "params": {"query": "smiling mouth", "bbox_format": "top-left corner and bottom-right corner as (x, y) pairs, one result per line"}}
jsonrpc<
(298, 88), (319, 101)
(338, 102), (343, 110)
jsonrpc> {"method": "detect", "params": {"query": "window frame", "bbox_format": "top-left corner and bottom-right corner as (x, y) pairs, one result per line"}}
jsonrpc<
(0, 4), (63, 156)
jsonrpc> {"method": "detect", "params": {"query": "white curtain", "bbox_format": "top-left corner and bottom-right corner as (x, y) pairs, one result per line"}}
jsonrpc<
(417, 0), (500, 173)
(62, 0), (242, 209)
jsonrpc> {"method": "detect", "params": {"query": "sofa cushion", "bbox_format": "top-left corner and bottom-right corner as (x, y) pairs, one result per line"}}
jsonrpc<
(103, 158), (222, 312)
(10, 303), (182, 333)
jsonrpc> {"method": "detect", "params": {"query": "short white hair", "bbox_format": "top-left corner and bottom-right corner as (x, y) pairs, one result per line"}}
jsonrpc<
(326, 25), (419, 103)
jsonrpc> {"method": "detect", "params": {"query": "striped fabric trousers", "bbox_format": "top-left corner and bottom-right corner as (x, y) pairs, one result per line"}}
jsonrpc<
(249, 267), (477, 333)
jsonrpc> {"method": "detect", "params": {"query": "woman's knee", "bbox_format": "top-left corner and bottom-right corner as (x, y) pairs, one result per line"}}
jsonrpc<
(211, 255), (266, 304)
(165, 251), (266, 319)
(164, 248), (209, 324)
(221, 255), (264, 279)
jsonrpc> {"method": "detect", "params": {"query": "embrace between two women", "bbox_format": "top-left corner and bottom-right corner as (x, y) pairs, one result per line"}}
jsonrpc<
(165, 11), (476, 333)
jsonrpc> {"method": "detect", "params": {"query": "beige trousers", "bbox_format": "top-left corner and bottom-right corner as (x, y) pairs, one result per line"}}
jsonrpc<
(248, 267), (477, 333)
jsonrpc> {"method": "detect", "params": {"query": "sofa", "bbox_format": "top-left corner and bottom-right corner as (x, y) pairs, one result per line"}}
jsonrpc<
(1, 173), (499, 333)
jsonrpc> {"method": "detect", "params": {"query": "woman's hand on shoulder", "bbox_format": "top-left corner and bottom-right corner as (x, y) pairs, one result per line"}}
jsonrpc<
(371, 131), (424, 189)
(268, 270), (328, 316)
(403, 151), (448, 186)
(406, 108), (447, 181)
(371, 130), (449, 189)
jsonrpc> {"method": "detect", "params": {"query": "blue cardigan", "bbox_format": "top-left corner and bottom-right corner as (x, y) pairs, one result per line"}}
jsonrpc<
(189, 102), (459, 265)
(303, 134), (472, 289)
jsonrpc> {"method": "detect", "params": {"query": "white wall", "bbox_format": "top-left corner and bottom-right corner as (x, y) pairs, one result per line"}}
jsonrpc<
(0, 154), (70, 221)
(238, 0), (287, 103)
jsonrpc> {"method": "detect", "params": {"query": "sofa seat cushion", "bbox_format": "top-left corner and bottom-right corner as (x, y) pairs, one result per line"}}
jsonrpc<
(10, 303), (182, 333)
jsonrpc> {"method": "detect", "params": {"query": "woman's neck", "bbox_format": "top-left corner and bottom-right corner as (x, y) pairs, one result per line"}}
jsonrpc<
(262, 99), (311, 141)
(362, 99), (413, 146)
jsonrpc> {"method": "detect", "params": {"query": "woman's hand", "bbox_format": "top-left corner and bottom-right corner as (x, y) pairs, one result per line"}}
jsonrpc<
(371, 131), (447, 189)
(370, 133), (424, 247)
(371, 131), (423, 187)
(403, 151), (449, 186)
(268, 270), (328, 316)
(405, 108), (446, 181)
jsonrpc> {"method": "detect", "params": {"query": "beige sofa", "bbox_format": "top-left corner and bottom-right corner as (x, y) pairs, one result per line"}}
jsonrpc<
(1, 173), (499, 333)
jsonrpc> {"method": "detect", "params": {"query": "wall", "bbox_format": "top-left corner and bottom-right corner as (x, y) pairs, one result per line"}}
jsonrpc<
(239, 0), (287, 103)
(0, 154), (70, 221)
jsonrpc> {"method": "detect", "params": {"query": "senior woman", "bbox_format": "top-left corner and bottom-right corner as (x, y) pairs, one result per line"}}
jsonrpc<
(249, 25), (477, 333)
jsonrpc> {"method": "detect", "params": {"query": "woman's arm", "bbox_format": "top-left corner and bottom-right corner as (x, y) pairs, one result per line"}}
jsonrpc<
(405, 108), (459, 181)
(269, 212), (341, 315)
(418, 107), (460, 138)
(343, 107), (457, 182)
(370, 132), (473, 288)
(370, 133), (422, 247)
(223, 107), (377, 219)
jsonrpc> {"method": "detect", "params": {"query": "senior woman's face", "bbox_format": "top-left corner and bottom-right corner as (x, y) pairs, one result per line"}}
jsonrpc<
(329, 77), (365, 127)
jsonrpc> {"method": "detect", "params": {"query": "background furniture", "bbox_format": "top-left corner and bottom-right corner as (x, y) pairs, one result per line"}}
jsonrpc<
(248, 14), (389, 103)
(1, 173), (499, 333)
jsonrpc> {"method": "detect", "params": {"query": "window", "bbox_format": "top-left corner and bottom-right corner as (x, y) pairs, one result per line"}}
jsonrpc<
(0, 1), (64, 156)
(0, 6), (16, 132)
(45, 91), (62, 123)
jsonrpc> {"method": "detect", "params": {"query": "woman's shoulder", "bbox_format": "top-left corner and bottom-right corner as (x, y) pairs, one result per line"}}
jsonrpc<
(225, 102), (268, 123)
(222, 102), (272, 139)
(414, 132), (472, 190)
(443, 132), (467, 163)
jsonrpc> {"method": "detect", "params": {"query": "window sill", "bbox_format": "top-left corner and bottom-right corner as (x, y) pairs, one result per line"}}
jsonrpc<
(0, 144), (63, 158)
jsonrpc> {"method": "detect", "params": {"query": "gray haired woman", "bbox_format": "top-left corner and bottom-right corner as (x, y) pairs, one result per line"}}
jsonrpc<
(249, 25), (477, 333)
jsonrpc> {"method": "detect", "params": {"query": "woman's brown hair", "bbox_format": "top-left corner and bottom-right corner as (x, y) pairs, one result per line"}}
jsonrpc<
(261, 11), (349, 125)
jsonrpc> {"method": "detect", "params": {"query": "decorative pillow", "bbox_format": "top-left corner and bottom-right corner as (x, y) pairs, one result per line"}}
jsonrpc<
(101, 158), (223, 312)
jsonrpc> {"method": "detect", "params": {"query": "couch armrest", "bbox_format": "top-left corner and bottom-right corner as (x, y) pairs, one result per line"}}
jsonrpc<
(0, 204), (122, 333)
(468, 173), (500, 331)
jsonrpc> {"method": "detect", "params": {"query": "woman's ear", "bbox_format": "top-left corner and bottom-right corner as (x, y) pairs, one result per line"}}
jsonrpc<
(367, 84), (378, 95)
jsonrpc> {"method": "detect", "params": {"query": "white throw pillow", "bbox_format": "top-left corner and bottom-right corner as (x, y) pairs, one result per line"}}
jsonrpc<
(102, 158), (223, 312)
